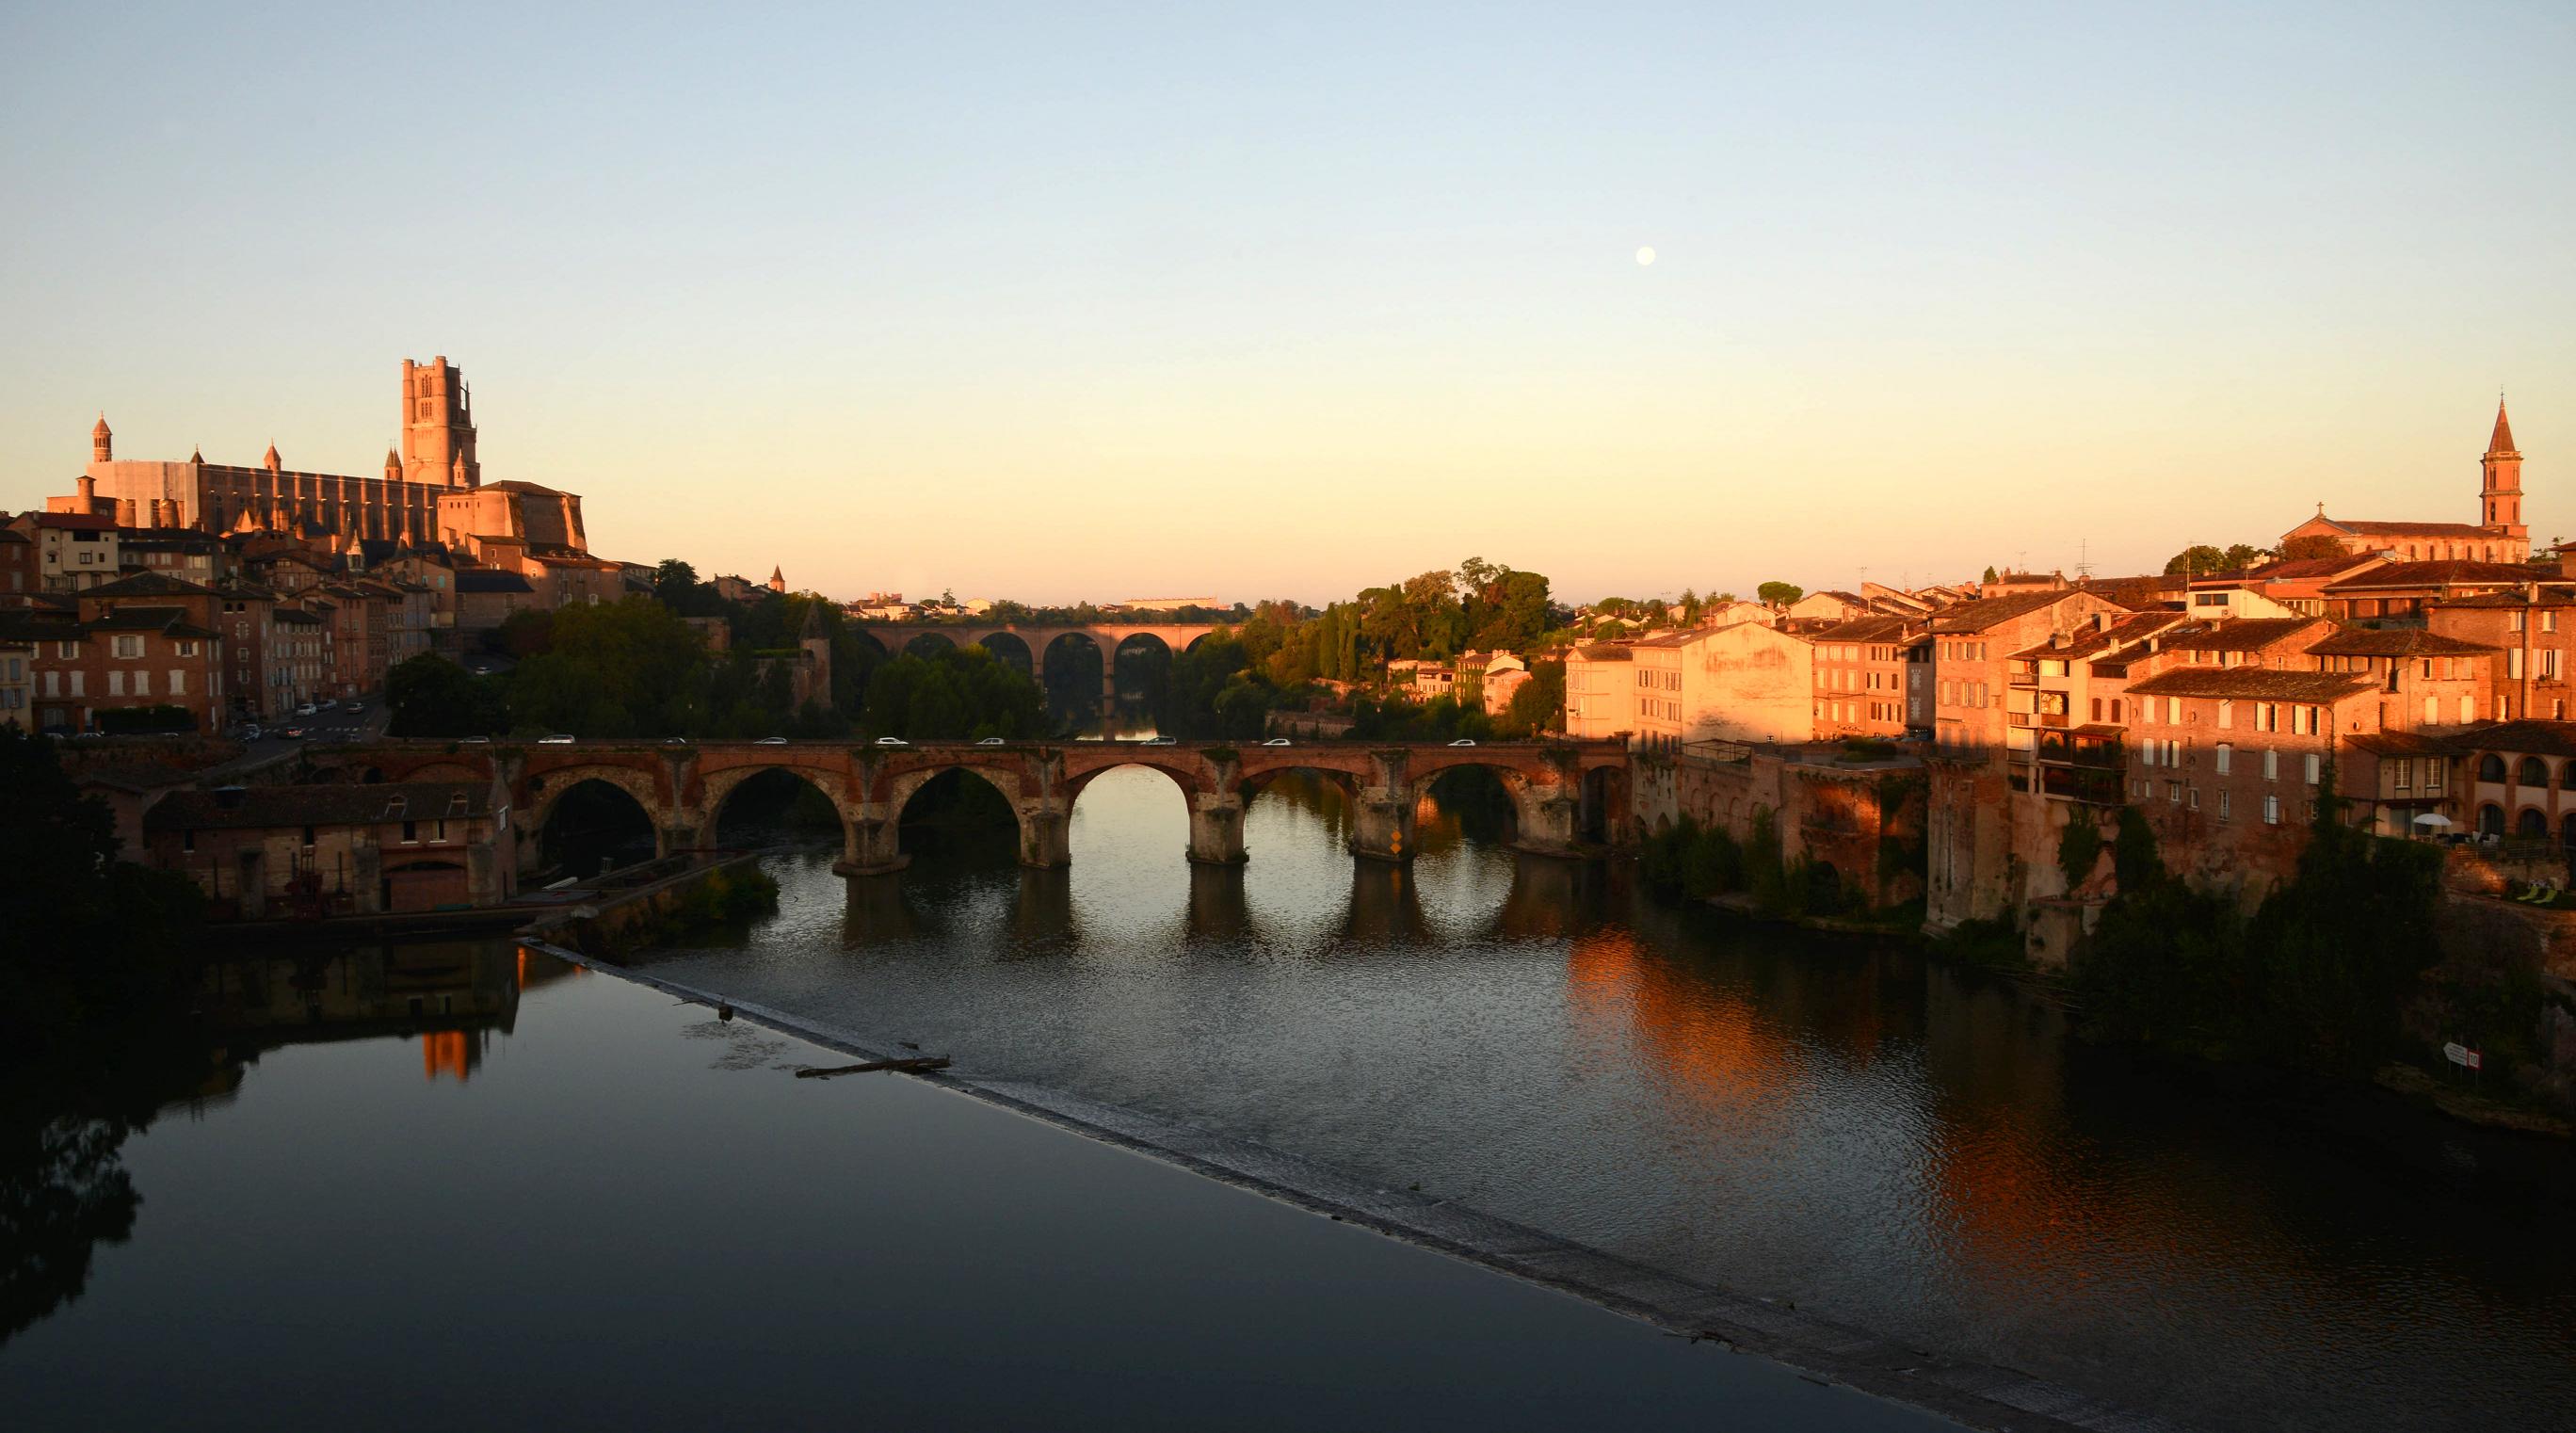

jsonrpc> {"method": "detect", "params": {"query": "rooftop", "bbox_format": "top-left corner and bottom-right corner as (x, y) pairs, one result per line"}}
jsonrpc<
(2156, 617), (2322, 652)
(2304, 627), (2498, 657)
(2125, 668), (2376, 702)
(2321, 559), (2542, 591)
(146, 781), (494, 832)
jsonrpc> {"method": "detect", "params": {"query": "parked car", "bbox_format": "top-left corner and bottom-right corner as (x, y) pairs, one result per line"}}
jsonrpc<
(460, 736), (491, 745)
(755, 736), (790, 745)
(539, 733), (576, 745)
(663, 736), (692, 746)
(1262, 737), (1292, 747)
(1448, 738), (1477, 747)
(240, 725), (264, 742)
(875, 736), (909, 746)
(318, 699), (338, 711)
(282, 726), (308, 740)
(976, 737), (1006, 746)
(346, 702), (364, 714)
(296, 703), (317, 717)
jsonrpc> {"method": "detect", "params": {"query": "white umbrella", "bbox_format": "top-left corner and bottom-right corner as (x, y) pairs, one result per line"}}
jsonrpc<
(2413, 812), (2454, 829)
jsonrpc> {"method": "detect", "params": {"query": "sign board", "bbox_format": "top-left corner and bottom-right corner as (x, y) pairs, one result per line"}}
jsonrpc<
(2443, 1042), (2483, 1071)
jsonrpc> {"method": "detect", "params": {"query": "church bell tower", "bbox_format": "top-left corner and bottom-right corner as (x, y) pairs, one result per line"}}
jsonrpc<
(2482, 398), (2524, 543)
(401, 356), (480, 488)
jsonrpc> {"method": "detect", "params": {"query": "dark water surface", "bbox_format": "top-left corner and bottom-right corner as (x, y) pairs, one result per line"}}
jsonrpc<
(0, 943), (1943, 1431)
(632, 771), (2576, 1433)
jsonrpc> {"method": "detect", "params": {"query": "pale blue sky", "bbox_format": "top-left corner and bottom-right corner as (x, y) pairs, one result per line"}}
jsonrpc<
(4, 3), (2570, 603)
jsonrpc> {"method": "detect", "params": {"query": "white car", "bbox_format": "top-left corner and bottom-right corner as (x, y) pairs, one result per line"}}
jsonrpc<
(1262, 738), (1292, 747)
(976, 737), (1006, 746)
(755, 736), (790, 745)
(1141, 736), (1176, 746)
(1448, 738), (1477, 747)
(538, 733), (576, 745)
(875, 736), (909, 746)
(296, 703), (317, 717)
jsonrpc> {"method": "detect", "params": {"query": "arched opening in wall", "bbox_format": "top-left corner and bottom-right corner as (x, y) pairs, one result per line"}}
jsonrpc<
(974, 632), (1035, 681)
(1579, 766), (1618, 844)
(715, 768), (844, 848)
(2477, 802), (2505, 837)
(904, 633), (958, 661)
(2517, 807), (2549, 839)
(2560, 811), (2576, 849)
(1421, 765), (1520, 852)
(1067, 764), (1191, 874)
(2477, 754), (2507, 783)
(1240, 767), (1359, 848)
(847, 629), (892, 662)
(1112, 634), (1174, 718)
(1042, 633), (1104, 731)
(2518, 756), (2551, 788)
(897, 768), (1021, 865)
(537, 780), (656, 878)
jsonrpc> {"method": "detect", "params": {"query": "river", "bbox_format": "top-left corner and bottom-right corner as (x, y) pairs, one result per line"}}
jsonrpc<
(629, 767), (2576, 1433)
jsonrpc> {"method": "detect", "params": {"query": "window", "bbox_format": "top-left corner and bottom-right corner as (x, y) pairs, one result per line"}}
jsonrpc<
(2264, 795), (2281, 825)
(2167, 781), (2182, 804)
(2305, 753), (2320, 786)
(2215, 743), (2232, 775)
(2218, 790), (2230, 821)
(112, 635), (141, 659)
(2109, 699), (2122, 723)
(2188, 787), (2200, 810)
(2217, 699), (2233, 729)
(2394, 759), (2412, 792)
(2263, 749), (2279, 781)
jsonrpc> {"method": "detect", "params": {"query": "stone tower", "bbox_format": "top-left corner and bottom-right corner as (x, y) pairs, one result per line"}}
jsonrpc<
(769, 565), (786, 593)
(401, 356), (480, 488)
(90, 413), (111, 462)
(2482, 398), (2525, 541)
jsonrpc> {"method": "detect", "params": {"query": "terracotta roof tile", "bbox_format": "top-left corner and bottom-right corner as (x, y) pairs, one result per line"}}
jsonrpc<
(2125, 668), (2376, 702)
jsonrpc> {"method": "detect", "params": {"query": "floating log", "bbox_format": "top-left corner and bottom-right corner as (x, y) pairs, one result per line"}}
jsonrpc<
(795, 1055), (952, 1078)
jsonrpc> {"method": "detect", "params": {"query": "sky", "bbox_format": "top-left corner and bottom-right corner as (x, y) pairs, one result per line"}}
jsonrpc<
(4, 3), (2572, 605)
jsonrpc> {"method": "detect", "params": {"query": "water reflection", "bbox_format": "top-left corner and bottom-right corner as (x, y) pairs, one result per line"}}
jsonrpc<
(632, 765), (2576, 1431)
(0, 940), (546, 1353)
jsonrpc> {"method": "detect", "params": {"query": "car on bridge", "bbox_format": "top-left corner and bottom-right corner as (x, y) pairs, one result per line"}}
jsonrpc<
(876, 736), (908, 746)
(539, 734), (576, 745)
(976, 737), (1006, 746)
(756, 736), (789, 745)
(1263, 738), (1292, 746)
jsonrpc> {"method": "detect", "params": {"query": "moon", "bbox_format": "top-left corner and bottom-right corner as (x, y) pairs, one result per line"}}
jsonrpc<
(1634, 246), (1656, 266)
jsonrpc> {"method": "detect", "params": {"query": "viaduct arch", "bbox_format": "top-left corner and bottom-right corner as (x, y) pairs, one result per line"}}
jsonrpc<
(855, 623), (1224, 711)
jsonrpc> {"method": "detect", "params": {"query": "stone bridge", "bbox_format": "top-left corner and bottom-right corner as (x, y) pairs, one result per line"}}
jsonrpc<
(854, 623), (1223, 705)
(308, 738), (1630, 878)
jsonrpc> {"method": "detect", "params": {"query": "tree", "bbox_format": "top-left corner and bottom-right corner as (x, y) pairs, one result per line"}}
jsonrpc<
(386, 653), (504, 737)
(2162, 544), (2228, 577)
(2278, 534), (2347, 562)
(1756, 581), (1804, 607)
(861, 647), (1046, 740)
(507, 598), (710, 737)
(0, 729), (203, 1036)
(1982, 565), (1999, 584)
(2223, 543), (2267, 571)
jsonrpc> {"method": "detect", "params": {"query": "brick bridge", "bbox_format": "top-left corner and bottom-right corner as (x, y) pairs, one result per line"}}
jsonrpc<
(855, 623), (1222, 705)
(311, 738), (1631, 878)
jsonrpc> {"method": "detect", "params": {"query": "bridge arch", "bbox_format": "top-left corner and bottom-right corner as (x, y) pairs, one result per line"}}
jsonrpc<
(974, 631), (1035, 679)
(902, 632), (958, 660)
(702, 764), (854, 848)
(523, 768), (665, 877)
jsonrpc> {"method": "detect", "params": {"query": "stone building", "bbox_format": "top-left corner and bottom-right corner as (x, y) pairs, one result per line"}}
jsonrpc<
(2123, 667), (2382, 898)
(141, 779), (516, 918)
(1563, 642), (1632, 738)
(1628, 621), (1817, 752)
(2429, 584), (2576, 722)
(1807, 614), (1924, 737)
(46, 358), (588, 557)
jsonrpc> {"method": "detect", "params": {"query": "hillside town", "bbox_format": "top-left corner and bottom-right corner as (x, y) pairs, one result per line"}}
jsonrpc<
(8, 372), (2574, 972)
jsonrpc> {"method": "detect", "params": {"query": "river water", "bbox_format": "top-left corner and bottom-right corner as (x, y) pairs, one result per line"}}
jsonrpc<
(633, 769), (2576, 1433)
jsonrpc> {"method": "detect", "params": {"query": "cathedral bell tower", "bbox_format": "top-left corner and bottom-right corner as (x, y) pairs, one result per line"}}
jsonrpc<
(2482, 398), (2525, 542)
(401, 356), (480, 488)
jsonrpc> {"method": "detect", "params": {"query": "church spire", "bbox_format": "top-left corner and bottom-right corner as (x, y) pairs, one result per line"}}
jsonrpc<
(2490, 396), (2519, 457)
(91, 413), (112, 463)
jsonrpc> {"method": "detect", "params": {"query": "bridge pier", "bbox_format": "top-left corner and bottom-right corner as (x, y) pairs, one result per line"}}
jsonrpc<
(833, 807), (910, 878)
(1508, 792), (1585, 859)
(1187, 795), (1248, 865)
(1350, 781), (1419, 862)
(1017, 804), (1071, 869)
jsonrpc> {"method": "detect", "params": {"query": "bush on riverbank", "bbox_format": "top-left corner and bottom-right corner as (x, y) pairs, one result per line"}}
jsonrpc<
(1638, 809), (1854, 920)
(2071, 790), (2451, 1077)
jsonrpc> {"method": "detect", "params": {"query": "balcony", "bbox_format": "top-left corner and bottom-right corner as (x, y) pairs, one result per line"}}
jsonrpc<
(2039, 764), (2125, 804)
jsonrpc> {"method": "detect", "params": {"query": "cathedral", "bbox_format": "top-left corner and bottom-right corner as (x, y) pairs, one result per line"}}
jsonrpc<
(49, 357), (588, 557)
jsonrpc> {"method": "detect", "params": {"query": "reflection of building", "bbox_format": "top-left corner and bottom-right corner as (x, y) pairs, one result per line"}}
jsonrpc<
(197, 941), (523, 1081)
